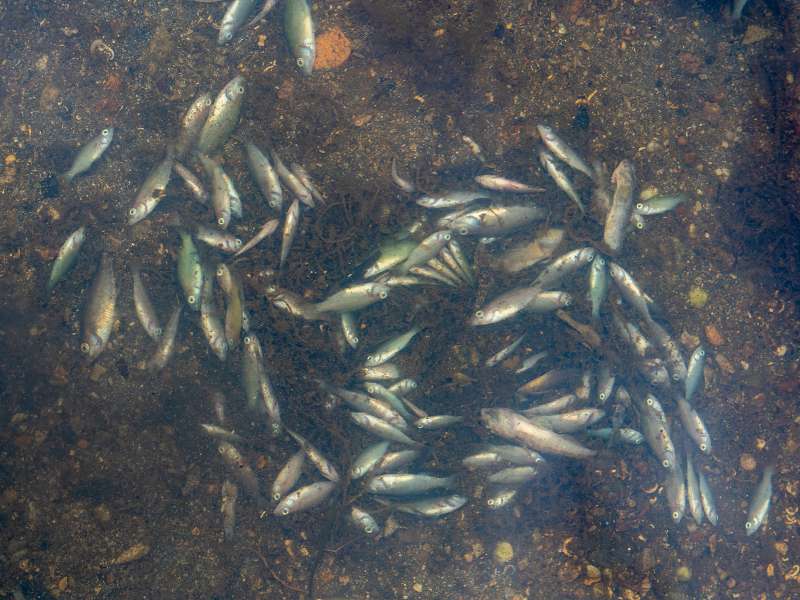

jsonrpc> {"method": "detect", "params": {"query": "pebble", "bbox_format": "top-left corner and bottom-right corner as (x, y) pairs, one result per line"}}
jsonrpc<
(705, 324), (725, 346)
(742, 25), (772, 45)
(110, 543), (150, 565)
(494, 541), (514, 563)
(688, 286), (709, 309)
(740, 453), (757, 471)
(676, 565), (692, 582)
(314, 27), (352, 70)
(715, 353), (735, 374)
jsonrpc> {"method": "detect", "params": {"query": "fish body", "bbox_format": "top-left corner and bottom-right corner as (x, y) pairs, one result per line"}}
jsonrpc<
(175, 93), (212, 158)
(686, 452), (704, 525)
(245, 142), (283, 211)
(475, 174), (544, 194)
(638, 394), (676, 470)
(364, 382), (412, 418)
(677, 397), (712, 454)
(199, 271), (228, 361)
(272, 450), (305, 502)
(697, 468), (719, 525)
(288, 432), (339, 481)
(746, 466), (774, 535)
(532, 247), (595, 290)
(515, 351), (548, 374)
(174, 162), (208, 204)
(147, 304), (181, 371)
(586, 427), (644, 445)
(132, 266), (162, 340)
(517, 368), (581, 396)
(81, 253), (117, 360)
(537, 125), (594, 179)
(487, 488), (518, 509)
(665, 459), (686, 523)
(603, 160), (636, 254)
(367, 473), (455, 496)
(539, 148), (584, 211)
(374, 449), (420, 474)
(285, 0), (315, 75)
(608, 261), (653, 322)
(279, 198), (301, 269)
(219, 0), (257, 44)
(685, 346), (705, 403)
(522, 394), (577, 417)
(397, 231), (452, 274)
(196, 76), (246, 155)
(234, 218), (280, 257)
(416, 190), (491, 209)
(271, 150), (313, 206)
(218, 442), (264, 506)
(365, 326), (421, 367)
(635, 193), (688, 215)
(494, 227), (564, 274)
(177, 231), (204, 309)
(47, 226), (86, 293)
(63, 127), (114, 182)
(196, 225), (242, 253)
(335, 387), (408, 430)
(221, 480), (238, 541)
(351, 441), (390, 479)
(274, 480), (336, 516)
(350, 412), (421, 446)
(485, 334), (526, 367)
(351, 506), (379, 535)
(488, 466), (539, 485)
(414, 415), (463, 429)
(128, 151), (175, 225)
(315, 282), (390, 313)
(450, 204), (547, 236)
(363, 239), (418, 279)
(523, 290), (573, 313)
(529, 408), (605, 433)
(387, 494), (466, 517)
(588, 254), (608, 320)
(470, 286), (543, 326)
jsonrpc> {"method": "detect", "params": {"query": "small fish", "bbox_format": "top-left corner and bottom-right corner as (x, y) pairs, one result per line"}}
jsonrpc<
(62, 127), (114, 182)
(363, 382), (412, 419)
(271, 450), (305, 502)
(586, 427), (644, 445)
(196, 76), (246, 155)
(314, 282), (390, 313)
(221, 480), (238, 541)
(199, 269), (228, 361)
(480, 408), (596, 459)
(537, 125), (595, 180)
(676, 397), (712, 454)
(685, 346), (705, 403)
(523, 291), (573, 313)
(470, 286), (544, 326)
(201, 424), (243, 444)
(596, 362), (615, 403)
(528, 408), (605, 434)
(175, 93), (212, 158)
(341, 312), (360, 349)
(532, 247), (595, 290)
(198, 154), (232, 229)
(274, 480), (336, 516)
(174, 162), (208, 205)
(196, 224), (242, 253)
(485, 334), (526, 367)
(219, 0), (257, 45)
(47, 226), (86, 293)
(493, 227), (564, 274)
(487, 466), (539, 485)
(132, 265), (162, 340)
(665, 459), (686, 523)
(350, 412), (421, 447)
(686, 451), (704, 525)
(638, 394), (676, 470)
(635, 193), (688, 216)
(216, 263), (244, 349)
(391, 157), (415, 193)
(234, 218), (280, 258)
(335, 387), (408, 430)
(211, 390), (227, 425)
(367, 473), (455, 496)
(81, 252), (117, 361)
(514, 351), (548, 374)
(147, 304), (181, 371)
(351, 506), (379, 535)
(646, 320), (687, 382)
(218, 441), (264, 506)
(270, 150), (313, 206)
(259, 369), (282, 436)
(485, 444), (545, 466)
(539, 148), (585, 212)
(416, 190), (491, 209)
(280, 198), (301, 269)
(177, 230), (204, 310)
(486, 488), (518, 509)
(745, 465), (774, 536)
(608, 261), (654, 323)
(374, 449), (420, 474)
(588, 254), (608, 321)
(397, 231), (452, 274)
(245, 142), (283, 211)
(284, 0), (315, 76)
(288, 431), (339, 482)
(242, 334), (265, 413)
(521, 393), (577, 416)
(220, 167), (242, 219)
(697, 467), (719, 525)
(363, 239), (418, 279)
(517, 369), (581, 396)
(612, 312), (652, 357)
(450, 204), (547, 236)
(386, 494), (467, 517)
(732, 0), (749, 20)
(365, 326), (421, 367)
(414, 415), (464, 429)
(290, 162), (325, 205)
(265, 283), (322, 320)
(351, 441), (391, 479)
(603, 160), (636, 254)
(128, 150), (175, 225)
(475, 174), (545, 194)
(387, 378), (417, 397)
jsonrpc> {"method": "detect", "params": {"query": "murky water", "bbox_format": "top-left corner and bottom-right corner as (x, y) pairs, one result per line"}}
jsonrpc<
(1, 1), (799, 599)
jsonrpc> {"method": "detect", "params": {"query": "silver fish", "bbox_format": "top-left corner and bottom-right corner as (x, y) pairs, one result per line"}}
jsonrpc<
(528, 408), (605, 434)
(200, 424), (242, 444)
(416, 190), (491, 209)
(638, 394), (676, 470)
(603, 160), (636, 254)
(515, 351), (549, 375)
(363, 382), (412, 419)
(365, 326), (421, 367)
(290, 162), (325, 205)
(279, 198), (301, 269)
(586, 427), (644, 445)
(274, 480), (336, 516)
(219, 0), (257, 45)
(665, 458), (686, 523)
(271, 450), (305, 502)
(608, 261), (654, 322)
(128, 150), (175, 225)
(475, 174), (545, 194)
(47, 226), (86, 293)
(218, 442), (264, 506)
(450, 204), (547, 236)
(537, 125), (594, 180)
(221, 480), (238, 541)
(532, 247), (595, 290)
(367, 473), (455, 496)
(635, 193), (688, 216)
(686, 451), (704, 525)
(745, 465), (774, 536)
(539, 148), (584, 211)
(198, 154), (232, 229)
(196, 76), (246, 155)
(470, 286), (543, 326)
(341, 312), (360, 349)
(521, 394), (577, 416)
(245, 142), (283, 211)
(270, 150), (313, 206)
(234, 218), (280, 258)
(363, 239), (418, 279)
(386, 494), (466, 517)
(596, 362), (615, 403)
(196, 224), (242, 253)
(374, 449), (420, 474)
(517, 368), (581, 397)
(285, 0), (315, 76)
(676, 397), (712, 454)
(391, 157), (415, 193)
(81, 252), (117, 361)
(174, 162), (208, 205)
(486, 488), (518, 509)
(63, 127), (114, 182)
(414, 415), (463, 429)
(199, 269), (228, 361)
(646, 320), (687, 383)
(685, 345), (706, 403)
(350, 412), (421, 447)
(314, 282), (390, 313)
(351, 506), (379, 535)
(132, 265), (162, 340)
(175, 94), (212, 159)
(335, 387), (408, 430)
(485, 334), (526, 367)
(493, 227), (564, 274)
(588, 254), (608, 321)
(351, 441), (390, 479)
(487, 466), (539, 485)
(397, 231), (452, 274)
(288, 431), (339, 481)
(523, 290), (573, 313)
(697, 467), (719, 525)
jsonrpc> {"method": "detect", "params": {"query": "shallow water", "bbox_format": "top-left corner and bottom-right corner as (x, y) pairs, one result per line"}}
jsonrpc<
(1, 1), (799, 599)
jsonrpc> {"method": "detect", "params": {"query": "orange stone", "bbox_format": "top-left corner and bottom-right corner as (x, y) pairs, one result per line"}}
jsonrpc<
(314, 27), (352, 70)
(705, 324), (725, 346)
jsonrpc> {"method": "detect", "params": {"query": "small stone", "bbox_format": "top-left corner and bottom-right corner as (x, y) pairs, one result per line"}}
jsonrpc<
(715, 353), (735, 374)
(676, 565), (692, 582)
(493, 541), (514, 563)
(742, 25), (772, 45)
(775, 541), (788, 556)
(775, 345), (788, 357)
(57, 576), (71, 591)
(89, 363), (107, 382)
(639, 186), (658, 201)
(94, 504), (112, 524)
(705, 324), (725, 346)
(688, 286), (708, 309)
(740, 453), (757, 471)
(412, 582), (423, 593)
(680, 331), (700, 348)
(257, 34), (266, 47)
(314, 27), (352, 70)
(110, 543), (150, 565)
(77, 439), (89, 449)
(352, 114), (373, 127)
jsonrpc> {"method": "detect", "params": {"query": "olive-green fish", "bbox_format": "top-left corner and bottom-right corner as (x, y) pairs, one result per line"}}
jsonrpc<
(81, 252), (117, 361)
(196, 76), (246, 155)
(177, 230), (204, 310)
(175, 93), (212, 158)
(47, 225), (86, 293)
(62, 127), (114, 182)
(147, 304), (181, 371)
(285, 0), (315, 76)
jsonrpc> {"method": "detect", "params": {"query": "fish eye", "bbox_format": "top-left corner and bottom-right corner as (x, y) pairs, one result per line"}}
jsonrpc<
(154, 327), (163, 337)
(237, 86), (244, 94)
(205, 98), (212, 106)
(599, 393), (606, 400)
(281, 507), (290, 516)
(636, 203), (644, 210)
(352, 467), (362, 476)
(272, 493), (281, 501)
(216, 266), (225, 276)
(475, 310), (484, 319)
(379, 291), (388, 299)
(672, 511), (680, 521)
(224, 32), (233, 41)
(353, 337), (359, 344)
(243, 335), (252, 344)
(102, 129), (110, 136)
(187, 295), (196, 304)
(488, 499), (495, 506)
(128, 208), (137, 216)
(698, 349), (705, 357)
(234, 239), (242, 247)
(458, 227), (468, 236)
(636, 221), (645, 230)
(598, 257), (605, 265)
(80, 342), (90, 353)
(662, 459), (671, 468)
(444, 232), (451, 240)
(745, 521), (753, 529)
(297, 58), (305, 67)
(365, 526), (374, 534)
(646, 398), (654, 406)
(366, 355), (374, 362)
(672, 373), (681, 381)
(218, 217), (226, 226)
(700, 443), (707, 452)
